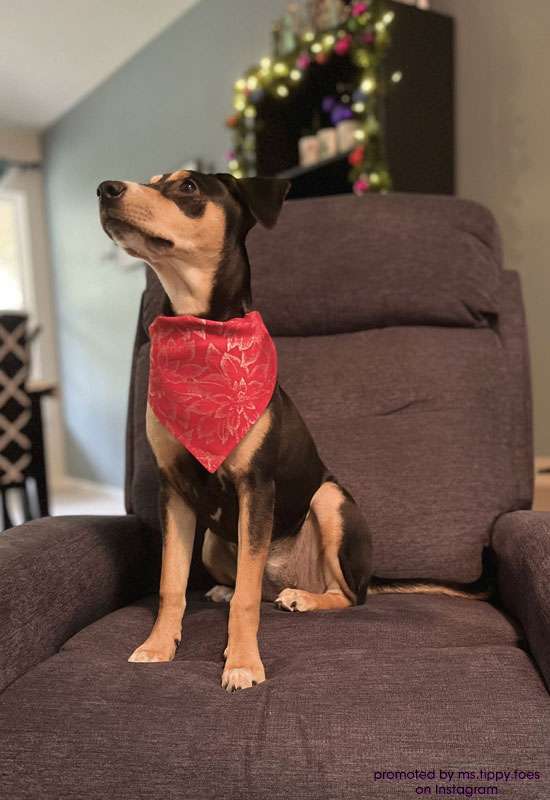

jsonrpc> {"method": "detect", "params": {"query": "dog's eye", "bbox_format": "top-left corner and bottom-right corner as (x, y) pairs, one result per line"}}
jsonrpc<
(180, 178), (197, 194)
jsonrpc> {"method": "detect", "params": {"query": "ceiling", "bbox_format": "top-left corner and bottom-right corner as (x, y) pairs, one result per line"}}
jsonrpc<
(0, 0), (200, 129)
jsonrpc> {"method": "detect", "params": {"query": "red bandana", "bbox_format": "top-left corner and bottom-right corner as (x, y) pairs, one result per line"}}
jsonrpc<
(148, 311), (277, 472)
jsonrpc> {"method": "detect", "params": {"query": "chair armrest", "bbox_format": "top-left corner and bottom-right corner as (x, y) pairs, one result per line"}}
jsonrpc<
(493, 511), (550, 688)
(0, 515), (160, 694)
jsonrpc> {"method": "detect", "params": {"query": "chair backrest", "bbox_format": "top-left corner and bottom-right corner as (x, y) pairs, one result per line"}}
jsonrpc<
(125, 193), (533, 584)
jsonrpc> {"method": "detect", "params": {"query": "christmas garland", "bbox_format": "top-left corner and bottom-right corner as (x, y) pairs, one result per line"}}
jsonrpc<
(225, 0), (401, 194)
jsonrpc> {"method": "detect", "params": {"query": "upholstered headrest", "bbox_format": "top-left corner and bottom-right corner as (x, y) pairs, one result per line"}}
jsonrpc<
(248, 193), (502, 336)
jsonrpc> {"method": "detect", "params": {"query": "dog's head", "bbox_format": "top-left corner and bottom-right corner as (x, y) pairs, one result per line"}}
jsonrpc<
(97, 170), (290, 266)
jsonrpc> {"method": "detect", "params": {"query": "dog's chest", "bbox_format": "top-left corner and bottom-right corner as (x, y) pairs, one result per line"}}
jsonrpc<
(146, 401), (270, 539)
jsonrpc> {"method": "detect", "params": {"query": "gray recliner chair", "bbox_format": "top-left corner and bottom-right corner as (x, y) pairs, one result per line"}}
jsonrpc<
(1, 194), (548, 799)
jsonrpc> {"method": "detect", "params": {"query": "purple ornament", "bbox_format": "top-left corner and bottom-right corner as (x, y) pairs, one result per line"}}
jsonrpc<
(331, 104), (354, 125)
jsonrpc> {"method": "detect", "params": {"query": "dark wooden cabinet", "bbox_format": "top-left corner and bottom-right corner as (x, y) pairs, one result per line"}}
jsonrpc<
(254, 2), (454, 198)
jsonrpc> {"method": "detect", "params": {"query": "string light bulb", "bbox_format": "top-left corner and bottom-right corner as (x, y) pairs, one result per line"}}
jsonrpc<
(391, 71), (402, 83)
(361, 77), (376, 93)
(276, 85), (289, 98)
(369, 172), (381, 185)
(246, 75), (258, 90)
(323, 34), (335, 47)
(352, 101), (366, 113)
(354, 129), (366, 141)
(234, 78), (246, 92)
(311, 42), (322, 54)
(382, 11), (395, 24)
(244, 106), (257, 118)
(274, 62), (288, 76)
(260, 57), (271, 70)
(228, 159), (239, 171)
(234, 97), (246, 111)
(303, 31), (315, 42)
(290, 69), (302, 81)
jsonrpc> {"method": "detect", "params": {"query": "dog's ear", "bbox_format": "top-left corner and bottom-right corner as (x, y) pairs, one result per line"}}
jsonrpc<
(216, 174), (290, 229)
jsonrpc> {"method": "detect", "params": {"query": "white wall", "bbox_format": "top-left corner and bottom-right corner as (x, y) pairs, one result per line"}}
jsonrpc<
(431, 0), (550, 455)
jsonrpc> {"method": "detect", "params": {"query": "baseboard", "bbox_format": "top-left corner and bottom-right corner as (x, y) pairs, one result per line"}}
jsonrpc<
(51, 475), (124, 500)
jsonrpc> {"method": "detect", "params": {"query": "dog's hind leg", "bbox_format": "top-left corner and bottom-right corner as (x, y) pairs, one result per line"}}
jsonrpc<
(202, 529), (236, 603)
(274, 481), (373, 612)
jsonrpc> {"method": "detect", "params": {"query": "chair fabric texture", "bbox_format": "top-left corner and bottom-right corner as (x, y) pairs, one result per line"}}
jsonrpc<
(1, 591), (549, 800)
(493, 510), (550, 689)
(1, 194), (547, 800)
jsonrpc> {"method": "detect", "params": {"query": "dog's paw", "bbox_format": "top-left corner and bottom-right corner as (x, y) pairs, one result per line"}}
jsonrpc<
(205, 584), (234, 603)
(274, 588), (317, 612)
(221, 661), (265, 692)
(128, 636), (179, 663)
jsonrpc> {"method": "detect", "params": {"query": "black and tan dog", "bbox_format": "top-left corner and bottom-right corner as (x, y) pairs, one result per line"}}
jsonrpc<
(97, 170), (481, 692)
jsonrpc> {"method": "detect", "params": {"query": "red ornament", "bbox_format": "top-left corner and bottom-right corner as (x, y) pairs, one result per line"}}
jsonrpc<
(334, 35), (352, 56)
(353, 176), (370, 195)
(226, 114), (239, 128)
(315, 52), (329, 65)
(348, 146), (365, 166)
(351, 1), (369, 17)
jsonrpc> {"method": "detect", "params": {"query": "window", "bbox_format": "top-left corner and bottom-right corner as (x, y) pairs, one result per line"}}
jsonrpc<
(0, 191), (34, 314)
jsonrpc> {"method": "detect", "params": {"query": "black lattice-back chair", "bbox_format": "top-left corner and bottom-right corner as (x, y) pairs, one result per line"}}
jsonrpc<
(0, 312), (33, 528)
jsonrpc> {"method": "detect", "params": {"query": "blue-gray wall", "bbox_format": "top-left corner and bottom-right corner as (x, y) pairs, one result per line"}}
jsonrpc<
(44, 0), (288, 487)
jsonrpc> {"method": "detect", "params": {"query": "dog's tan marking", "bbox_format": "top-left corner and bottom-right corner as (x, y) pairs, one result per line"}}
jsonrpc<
(220, 408), (272, 480)
(205, 584), (234, 603)
(274, 587), (351, 612)
(128, 488), (196, 663)
(146, 402), (182, 468)
(150, 174), (162, 183)
(273, 481), (354, 611)
(309, 481), (356, 599)
(222, 485), (273, 691)
(167, 169), (189, 182)
(367, 583), (489, 600)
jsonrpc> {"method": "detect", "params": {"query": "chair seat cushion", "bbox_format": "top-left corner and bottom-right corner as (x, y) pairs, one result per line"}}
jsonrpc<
(1, 594), (548, 799)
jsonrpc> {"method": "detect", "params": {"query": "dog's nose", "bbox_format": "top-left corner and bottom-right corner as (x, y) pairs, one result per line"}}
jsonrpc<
(97, 180), (126, 201)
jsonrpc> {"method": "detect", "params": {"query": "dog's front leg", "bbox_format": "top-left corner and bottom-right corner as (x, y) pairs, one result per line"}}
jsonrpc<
(128, 486), (196, 663)
(222, 479), (274, 691)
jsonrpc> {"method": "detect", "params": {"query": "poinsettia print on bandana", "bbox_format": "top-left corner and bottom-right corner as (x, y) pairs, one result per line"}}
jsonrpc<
(148, 311), (277, 472)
